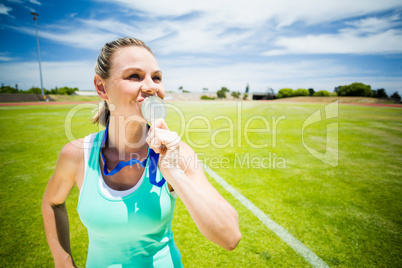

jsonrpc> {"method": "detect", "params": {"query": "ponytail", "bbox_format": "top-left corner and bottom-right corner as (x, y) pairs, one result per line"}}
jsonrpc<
(92, 100), (110, 126)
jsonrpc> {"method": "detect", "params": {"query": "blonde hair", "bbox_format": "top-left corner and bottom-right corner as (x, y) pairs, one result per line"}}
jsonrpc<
(92, 37), (154, 126)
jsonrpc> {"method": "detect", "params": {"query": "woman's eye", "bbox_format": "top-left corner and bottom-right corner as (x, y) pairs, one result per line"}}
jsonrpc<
(153, 76), (162, 82)
(129, 73), (140, 80)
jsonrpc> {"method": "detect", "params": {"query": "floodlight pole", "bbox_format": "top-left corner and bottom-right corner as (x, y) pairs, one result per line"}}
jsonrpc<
(31, 12), (45, 100)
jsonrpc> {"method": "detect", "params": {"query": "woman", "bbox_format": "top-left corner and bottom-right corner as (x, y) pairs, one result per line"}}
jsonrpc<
(42, 37), (241, 267)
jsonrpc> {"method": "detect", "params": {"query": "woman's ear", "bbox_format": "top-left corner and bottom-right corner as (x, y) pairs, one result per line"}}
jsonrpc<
(94, 74), (108, 101)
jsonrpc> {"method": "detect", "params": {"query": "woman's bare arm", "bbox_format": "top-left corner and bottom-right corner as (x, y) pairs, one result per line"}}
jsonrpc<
(42, 141), (82, 267)
(148, 120), (241, 250)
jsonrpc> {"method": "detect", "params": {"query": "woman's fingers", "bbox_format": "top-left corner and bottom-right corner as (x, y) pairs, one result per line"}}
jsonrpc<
(153, 118), (169, 131)
(149, 118), (169, 133)
(147, 127), (181, 154)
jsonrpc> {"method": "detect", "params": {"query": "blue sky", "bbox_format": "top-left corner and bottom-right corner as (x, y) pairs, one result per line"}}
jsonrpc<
(1, 0), (401, 95)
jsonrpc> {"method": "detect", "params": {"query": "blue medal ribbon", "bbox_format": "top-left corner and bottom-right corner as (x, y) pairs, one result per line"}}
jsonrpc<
(100, 121), (166, 187)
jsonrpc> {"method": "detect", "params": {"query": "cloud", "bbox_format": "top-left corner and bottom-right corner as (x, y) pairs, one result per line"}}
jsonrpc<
(263, 14), (402, 56)
(0, 61), (95, 90)
(8, 18), (170, 51)
(158, 57), (402, 94)
(28, 0), (41, 5)
(97, 0), (402, 27)
(6, 0), (402, 57)
(6, 0), (23, 3)
(2, 1), (401, 96)
(344, 14), (401, 33)
(0, 52), (17, 61)
(0, 56), (15, 61)
(0, 58), (357, 92)
(159, 58), (357, 92)
(1, 57), (400, 96)
(0, 3), (14, 17)
(86, 0), (402, 56)
(8, 24), (118, 50)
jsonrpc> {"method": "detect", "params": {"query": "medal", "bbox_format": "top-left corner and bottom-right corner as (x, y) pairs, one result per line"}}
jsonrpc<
(141, 96), (167, 125)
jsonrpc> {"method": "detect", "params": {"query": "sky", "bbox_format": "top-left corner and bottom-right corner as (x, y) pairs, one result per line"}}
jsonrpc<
(0, 0), (402, 95)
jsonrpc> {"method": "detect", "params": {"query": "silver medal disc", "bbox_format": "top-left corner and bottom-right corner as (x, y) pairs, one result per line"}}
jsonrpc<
(141, 96), (167, 124)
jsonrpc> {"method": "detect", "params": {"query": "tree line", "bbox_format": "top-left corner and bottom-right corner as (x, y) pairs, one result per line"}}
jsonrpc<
(276, 82), (400, 102)
(0, 84), (78, 95)
(200, 82), (400, 103)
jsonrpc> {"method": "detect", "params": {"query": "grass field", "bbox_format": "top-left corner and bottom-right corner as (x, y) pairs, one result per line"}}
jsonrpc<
(0, 101), (401, 267)
(47, 94), (101, 102)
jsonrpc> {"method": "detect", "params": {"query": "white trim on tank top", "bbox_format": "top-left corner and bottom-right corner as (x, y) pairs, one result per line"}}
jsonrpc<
(80, 133), (97, 201)
(81, 132), (176, 199)
(99, 168), (145, 198)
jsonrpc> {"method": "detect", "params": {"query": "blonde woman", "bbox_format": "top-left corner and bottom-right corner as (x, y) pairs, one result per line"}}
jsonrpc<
(42, 37), (241, 267)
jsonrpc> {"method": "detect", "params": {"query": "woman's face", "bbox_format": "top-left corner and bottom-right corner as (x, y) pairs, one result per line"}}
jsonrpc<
(103, 46), (165, 121)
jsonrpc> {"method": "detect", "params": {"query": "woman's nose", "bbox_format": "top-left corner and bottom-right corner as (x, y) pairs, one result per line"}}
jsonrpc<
(140, 78), (158, 95)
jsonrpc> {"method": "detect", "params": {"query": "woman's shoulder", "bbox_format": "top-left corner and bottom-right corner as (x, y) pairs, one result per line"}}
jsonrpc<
(55, 138), (87, 186)
(58, 138), (86, 170)
(59, 132), (99, 161)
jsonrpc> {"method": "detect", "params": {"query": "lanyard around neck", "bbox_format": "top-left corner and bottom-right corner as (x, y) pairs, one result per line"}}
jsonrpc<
(100, 121), (165, 187)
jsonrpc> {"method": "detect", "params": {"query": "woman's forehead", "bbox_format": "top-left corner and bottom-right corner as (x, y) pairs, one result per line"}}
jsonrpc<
(111, 46), (159, 71)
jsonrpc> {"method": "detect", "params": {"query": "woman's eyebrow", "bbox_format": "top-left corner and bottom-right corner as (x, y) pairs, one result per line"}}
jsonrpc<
(153, 70), (162, 76)
(123, 67), (143, 73)
(122, 68), (162, 75)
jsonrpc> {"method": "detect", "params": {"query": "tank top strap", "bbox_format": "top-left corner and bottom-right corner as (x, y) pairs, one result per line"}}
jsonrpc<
(87, 130), (104, 171)
(83, 133), (98, 176)
(78, 130), (105, 205)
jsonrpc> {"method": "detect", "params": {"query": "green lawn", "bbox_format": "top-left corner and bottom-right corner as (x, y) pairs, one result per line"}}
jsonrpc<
(0, 101), (401, 267)
(47, 94), (101, 102)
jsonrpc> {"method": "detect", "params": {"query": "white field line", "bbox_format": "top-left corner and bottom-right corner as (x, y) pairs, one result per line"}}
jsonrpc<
(202, 163), (330, 268)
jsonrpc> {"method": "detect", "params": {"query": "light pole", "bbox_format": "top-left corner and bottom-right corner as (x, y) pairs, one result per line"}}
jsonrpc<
(31, 12), (46, 101)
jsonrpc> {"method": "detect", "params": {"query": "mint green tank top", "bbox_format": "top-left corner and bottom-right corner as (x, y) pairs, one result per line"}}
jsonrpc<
(77, 130), (182, 268)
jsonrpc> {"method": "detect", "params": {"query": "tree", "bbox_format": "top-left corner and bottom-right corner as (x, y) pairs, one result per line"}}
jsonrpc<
(277, 88), (293, 98)
(243, 93), (248, 100)
(334, 86), (340, 93)
(26, 87), (42, 94)
(245, 84), (249, 93)
(203, 88), (208, 91)
(372, 88), (388, 99)
(390, 92), (401, 103)
(314, 90), (330, 96)
(293, 88), (309, 97)
(0, 85), (18, 93)
(201, 95), (215, 100)
(231, 91), (241, 99)
(217, 87), (230, 99)
(178, 86), (183, 92)
(308, 88), (315, 96)
(337, 82), (373, 97)
(55, 87), (78, 95)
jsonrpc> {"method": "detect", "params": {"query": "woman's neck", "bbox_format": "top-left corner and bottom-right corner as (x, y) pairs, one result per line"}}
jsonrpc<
(106, 119), (149, 161)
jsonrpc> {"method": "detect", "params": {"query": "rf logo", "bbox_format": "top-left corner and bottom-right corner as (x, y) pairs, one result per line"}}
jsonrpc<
(302, 101), (338, 167)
